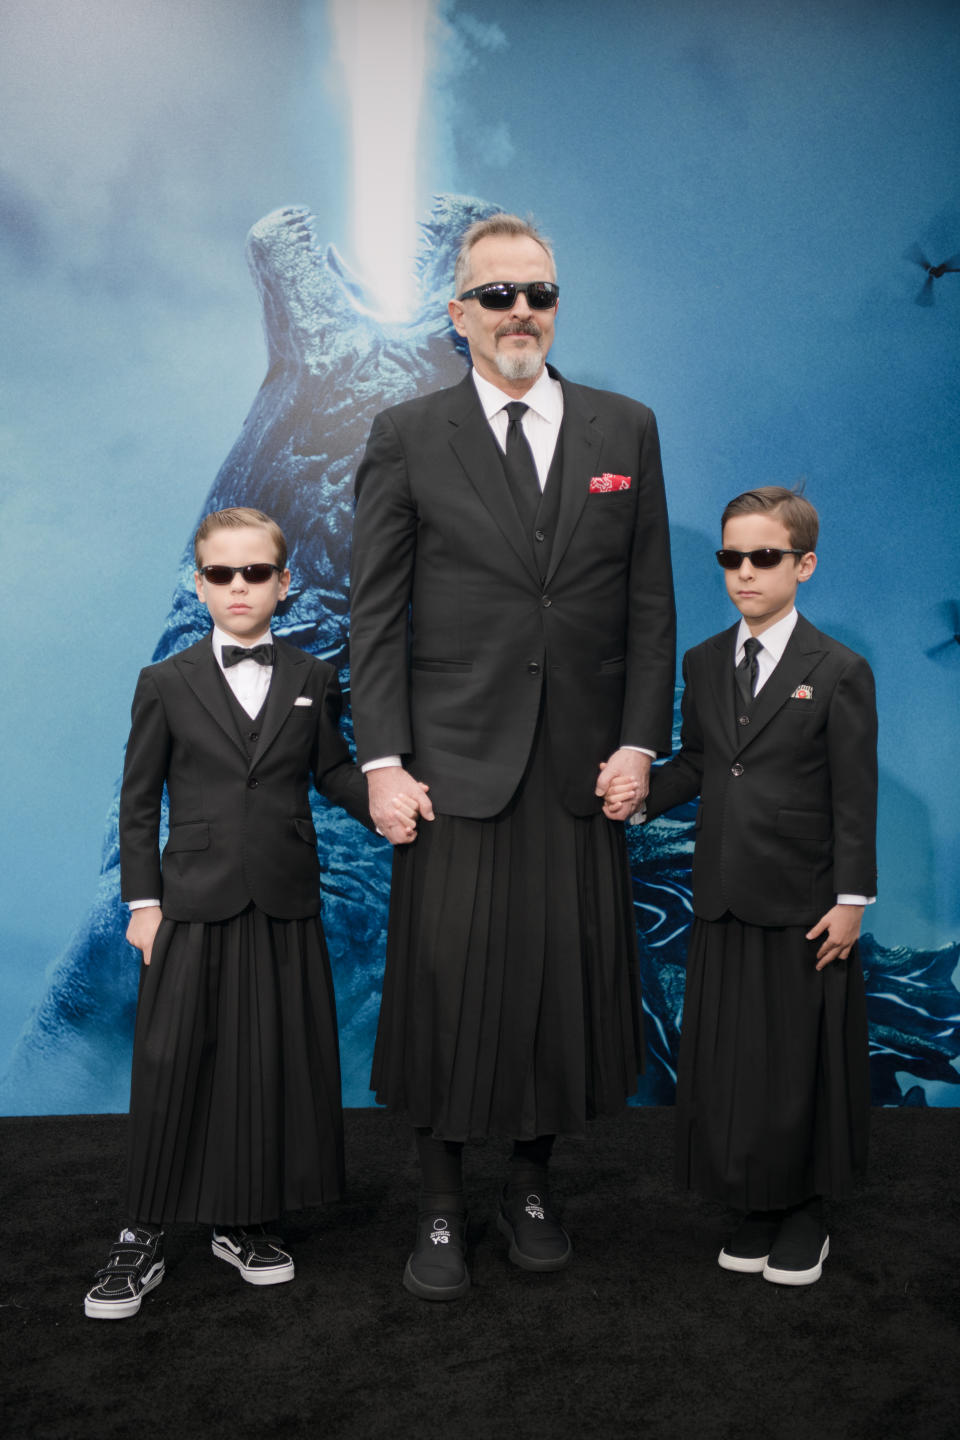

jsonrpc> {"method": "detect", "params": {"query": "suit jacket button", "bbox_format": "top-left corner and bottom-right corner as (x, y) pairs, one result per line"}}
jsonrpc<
(248, 777), (259, 789)
(535, 529), (546, 542)
(730, 763), (744, 777)
(527, 661), (541, 675)
(542, 595), (552, 608)
(737, 715), (750, 726)
(248, 731), (260, 741)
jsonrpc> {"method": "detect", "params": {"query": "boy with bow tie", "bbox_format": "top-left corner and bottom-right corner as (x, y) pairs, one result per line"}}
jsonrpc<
(85, 507), (374, 1318)
(645, 486), (877, 1286)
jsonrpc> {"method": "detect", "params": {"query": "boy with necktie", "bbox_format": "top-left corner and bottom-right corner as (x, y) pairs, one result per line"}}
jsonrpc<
(645, 486), (877, 1285)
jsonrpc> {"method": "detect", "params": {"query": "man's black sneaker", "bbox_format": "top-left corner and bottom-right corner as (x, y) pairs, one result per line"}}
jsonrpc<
(403, 1211), (470, 1301)
(84, 1226), (165, 1319)
(211, 1225), (295, 1285)
(497, 1184), (571, 1272)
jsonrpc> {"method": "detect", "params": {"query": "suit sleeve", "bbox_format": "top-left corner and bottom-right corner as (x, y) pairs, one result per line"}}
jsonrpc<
(118, 670), (172, 903)
(349, 409), (418, 765)
(645, 654), (703, 820)
(621, 408), (677, 755)
(827, 653), (878, 896)
(311, 669), (376, 831)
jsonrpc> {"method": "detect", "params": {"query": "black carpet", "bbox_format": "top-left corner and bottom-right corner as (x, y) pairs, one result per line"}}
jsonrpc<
(1, 1109), (958, 1440)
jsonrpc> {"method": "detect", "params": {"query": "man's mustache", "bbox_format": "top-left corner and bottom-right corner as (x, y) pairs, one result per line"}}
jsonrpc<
(495, 320), (541, 341)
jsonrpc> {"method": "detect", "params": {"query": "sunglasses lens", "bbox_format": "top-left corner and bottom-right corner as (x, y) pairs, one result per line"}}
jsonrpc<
(715, 551), (741, 570)
(242, 565), (277, 584)
(751, 550), (783, 568)
(477, 284), (516, 309)
(526, 283), (558, 309)
(202, 566), (234, 585)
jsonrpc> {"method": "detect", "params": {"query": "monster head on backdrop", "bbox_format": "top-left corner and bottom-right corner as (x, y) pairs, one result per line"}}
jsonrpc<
(1, 196), (958, 1114)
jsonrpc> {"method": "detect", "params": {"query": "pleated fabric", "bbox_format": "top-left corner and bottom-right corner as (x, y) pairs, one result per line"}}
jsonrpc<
(125, 908), (344, 1226)
(674, 914), (870, 1209)
(371, 724), (644, 1141)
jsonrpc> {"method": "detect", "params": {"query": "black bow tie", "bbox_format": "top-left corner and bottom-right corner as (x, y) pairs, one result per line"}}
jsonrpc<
(221, 642), (275, 669)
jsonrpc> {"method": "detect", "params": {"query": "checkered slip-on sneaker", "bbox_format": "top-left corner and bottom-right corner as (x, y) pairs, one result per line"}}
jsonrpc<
(211, 1225), (295, 1285)
(84, 1226), (165, 1319)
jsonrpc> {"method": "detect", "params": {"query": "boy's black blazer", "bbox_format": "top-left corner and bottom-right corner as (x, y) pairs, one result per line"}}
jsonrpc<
(646, 614), (877, 926)
(119, 634), (370, 922)
(349, 367), (676, 816)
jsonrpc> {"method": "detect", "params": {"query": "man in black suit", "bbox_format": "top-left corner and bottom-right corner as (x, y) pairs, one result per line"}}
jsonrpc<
(349, 214), (676, 1299)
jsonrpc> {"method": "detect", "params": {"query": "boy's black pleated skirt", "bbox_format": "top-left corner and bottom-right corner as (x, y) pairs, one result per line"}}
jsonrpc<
(371, 721), (644, 1142)
(675, 913), (870, 1210)
(125, 907), (344, 1226)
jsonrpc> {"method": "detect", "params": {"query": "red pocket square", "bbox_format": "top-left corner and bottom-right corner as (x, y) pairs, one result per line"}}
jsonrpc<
(589, 473), (632, 493)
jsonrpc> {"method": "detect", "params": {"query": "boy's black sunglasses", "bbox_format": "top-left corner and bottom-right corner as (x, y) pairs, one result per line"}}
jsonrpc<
(199, 564), (282, 585)
(456, 280), (560, 310)
(715, 548), (804, 570)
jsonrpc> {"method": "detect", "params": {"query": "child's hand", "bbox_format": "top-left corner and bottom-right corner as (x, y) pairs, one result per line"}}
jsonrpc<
(126, 906), (164, 966)
(366, 766), (434, 844)
(806, 904), (864, 971)
(596, 756), (647, 821)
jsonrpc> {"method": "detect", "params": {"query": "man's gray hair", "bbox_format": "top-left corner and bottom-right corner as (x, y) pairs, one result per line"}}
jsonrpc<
(453, 213), (556, 297)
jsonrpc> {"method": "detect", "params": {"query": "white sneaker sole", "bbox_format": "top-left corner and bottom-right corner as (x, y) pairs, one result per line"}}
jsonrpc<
(84, 1262), (164, 1319)
(763, 1235), (830, 1286)
(211, 1239), (295, 1285)
(718, 1248), (768, 1273)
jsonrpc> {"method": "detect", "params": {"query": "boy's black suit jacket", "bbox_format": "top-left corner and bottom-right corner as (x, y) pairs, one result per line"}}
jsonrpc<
(119, 634), (370, 922)
(349, 367), (676, 817)
(646, 614), (877, 926)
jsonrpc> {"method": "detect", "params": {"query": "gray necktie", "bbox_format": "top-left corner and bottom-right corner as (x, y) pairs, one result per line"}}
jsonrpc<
(735, 636), (762, 710)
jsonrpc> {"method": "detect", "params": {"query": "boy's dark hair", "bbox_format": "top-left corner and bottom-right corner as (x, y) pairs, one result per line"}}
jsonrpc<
(194, 508), (288, 569)
(453, 213), (556, 297)
(721, 485), (819, 554)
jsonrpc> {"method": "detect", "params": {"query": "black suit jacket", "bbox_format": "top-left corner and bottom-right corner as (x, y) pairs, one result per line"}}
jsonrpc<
(349, 368), (676, 817)
(119, 634), (370, 922)
(646, 614), (878, 926)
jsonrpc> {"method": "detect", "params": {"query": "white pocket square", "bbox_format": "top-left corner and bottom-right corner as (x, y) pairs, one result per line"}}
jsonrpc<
(293, 696), (313, 707)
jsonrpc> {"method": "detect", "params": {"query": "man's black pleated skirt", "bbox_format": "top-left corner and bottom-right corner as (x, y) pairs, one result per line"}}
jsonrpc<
(674, 914), (870, 1210)
(371, 723), (645, 1141)
(125, 907), (344, 1226)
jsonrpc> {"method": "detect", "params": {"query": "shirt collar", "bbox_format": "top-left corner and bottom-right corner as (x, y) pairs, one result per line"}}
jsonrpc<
(471, 366), (563, 426)
(735, 609), (798, 664)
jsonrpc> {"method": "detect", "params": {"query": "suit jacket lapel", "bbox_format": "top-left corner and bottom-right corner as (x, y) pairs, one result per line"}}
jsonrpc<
(544, 374), (602, 587)
(446, 374), (541, 585)
(734, 614), (826, 752)
(250, 638), (308, 769)
(176, 635), (248, 760)
(704, 624), (741, 753)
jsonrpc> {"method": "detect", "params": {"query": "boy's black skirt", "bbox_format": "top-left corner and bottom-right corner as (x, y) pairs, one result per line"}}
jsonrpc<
(125, 907), (344, 1226)
(371, 719), (645, 1142)
(675, 913), (870, 1210)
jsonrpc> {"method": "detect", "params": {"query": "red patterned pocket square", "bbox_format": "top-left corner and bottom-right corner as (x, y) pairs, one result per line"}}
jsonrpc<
(589, 473), (632, 493)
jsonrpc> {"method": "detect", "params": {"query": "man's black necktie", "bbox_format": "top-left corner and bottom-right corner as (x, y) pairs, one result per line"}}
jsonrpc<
(735, 636), (762, 710)
(502, 401), (541, 529)
(222, 642), (274, 669)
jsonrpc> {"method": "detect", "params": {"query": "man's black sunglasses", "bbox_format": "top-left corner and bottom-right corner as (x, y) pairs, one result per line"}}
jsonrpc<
(199, 564), (283, 585)
(457, 281), (560, 310)
(715, 548), (804, 570)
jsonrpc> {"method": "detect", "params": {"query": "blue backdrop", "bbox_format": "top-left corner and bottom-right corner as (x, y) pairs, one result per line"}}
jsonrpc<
(1, 0), (958, 1113)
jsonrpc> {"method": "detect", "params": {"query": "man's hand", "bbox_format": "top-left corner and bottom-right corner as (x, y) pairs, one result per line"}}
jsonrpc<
(806, 904), (864, 971)
(366, 766), (435, 844)
(126, 906), (163, 966)
(595, 749), (652, 821)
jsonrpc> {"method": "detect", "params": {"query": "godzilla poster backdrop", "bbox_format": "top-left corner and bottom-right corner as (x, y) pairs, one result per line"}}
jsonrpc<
(1, 0), (958, 1114)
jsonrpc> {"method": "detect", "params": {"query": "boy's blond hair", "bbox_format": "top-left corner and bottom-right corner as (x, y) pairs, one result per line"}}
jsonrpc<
(721, 485), (819, 554)
(194, 508), (287, 569)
